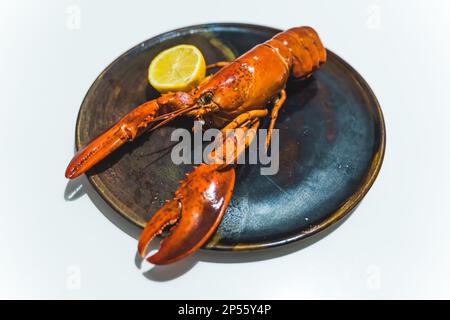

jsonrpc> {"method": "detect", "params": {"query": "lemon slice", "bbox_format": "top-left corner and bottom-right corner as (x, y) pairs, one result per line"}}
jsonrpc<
(148, 44), (206, 93)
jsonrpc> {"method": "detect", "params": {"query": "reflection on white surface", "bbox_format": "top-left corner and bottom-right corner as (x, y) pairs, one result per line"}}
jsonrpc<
(1, 0), (450, 299)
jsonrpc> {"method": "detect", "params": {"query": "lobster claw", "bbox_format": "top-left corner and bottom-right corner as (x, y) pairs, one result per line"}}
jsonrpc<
(65, 92), (196, 179)
(138, 164), (235, 265)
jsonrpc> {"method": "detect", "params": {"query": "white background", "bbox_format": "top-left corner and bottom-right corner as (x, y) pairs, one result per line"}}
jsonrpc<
(1, 0), (449, 299)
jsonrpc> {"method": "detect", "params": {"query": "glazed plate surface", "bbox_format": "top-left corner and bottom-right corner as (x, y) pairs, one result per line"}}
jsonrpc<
(75, 23), (385, 250)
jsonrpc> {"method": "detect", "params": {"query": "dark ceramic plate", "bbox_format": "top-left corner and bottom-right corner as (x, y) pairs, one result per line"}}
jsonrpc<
(76, 23), (385, 251)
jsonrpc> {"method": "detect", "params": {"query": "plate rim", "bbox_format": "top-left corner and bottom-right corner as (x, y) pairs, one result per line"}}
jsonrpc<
(75, 22), (386, 251)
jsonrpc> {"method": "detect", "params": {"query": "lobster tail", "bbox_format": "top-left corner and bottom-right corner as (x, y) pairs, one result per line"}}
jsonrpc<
(266, 26), (326, 78)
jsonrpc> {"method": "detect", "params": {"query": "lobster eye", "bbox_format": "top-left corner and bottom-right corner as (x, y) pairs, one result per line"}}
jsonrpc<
(199, 91), (213, 104)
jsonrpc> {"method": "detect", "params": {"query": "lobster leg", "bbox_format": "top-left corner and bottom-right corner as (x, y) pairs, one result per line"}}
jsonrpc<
(209, 113), (264, 164)
(266, 89), (287, 148)
(220, 109), (268, 131)
(206, 61), (230, 69)
(65, 92), (195, 179)
(228, 120), (261, 163)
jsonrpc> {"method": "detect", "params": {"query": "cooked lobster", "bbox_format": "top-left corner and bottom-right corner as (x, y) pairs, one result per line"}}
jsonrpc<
(65, 26), (326, 264)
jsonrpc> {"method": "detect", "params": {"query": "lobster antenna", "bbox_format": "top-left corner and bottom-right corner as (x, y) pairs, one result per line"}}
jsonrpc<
(150, 104), (199, 131)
